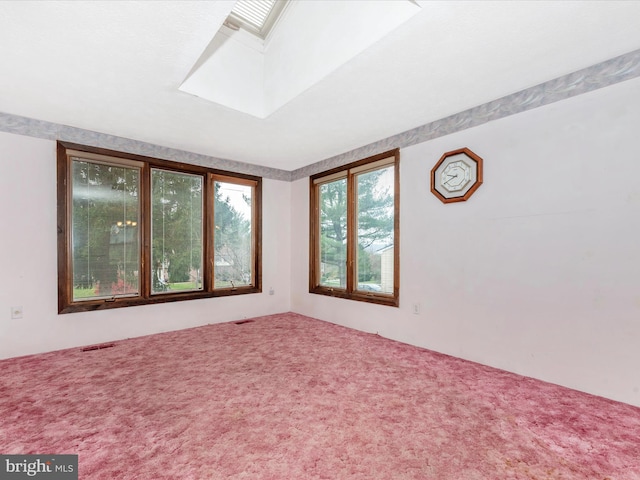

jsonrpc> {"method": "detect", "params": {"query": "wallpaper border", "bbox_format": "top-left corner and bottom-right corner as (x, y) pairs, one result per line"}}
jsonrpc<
(290, 48), (640, 180)
(1, 48), (639, 182)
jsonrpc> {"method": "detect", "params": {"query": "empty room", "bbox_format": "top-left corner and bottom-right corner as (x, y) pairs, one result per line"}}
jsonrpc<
(1, 1), (639, 479)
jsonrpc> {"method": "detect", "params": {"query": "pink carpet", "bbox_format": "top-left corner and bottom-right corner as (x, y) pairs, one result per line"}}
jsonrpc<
(1, 312), (639, 479)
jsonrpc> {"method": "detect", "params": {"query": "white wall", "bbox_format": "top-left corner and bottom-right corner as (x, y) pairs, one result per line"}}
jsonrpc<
(2, 76), (639, 407)
(0, 132), (291, 359)
(263, 0), (419, 115)
(291, 77), (640, 407)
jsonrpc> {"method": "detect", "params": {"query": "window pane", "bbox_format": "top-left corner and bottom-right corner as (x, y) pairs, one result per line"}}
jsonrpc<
(356, 165), (394, 294)
(71, 159), (140, 300)
(151, 170), (203, 294)
(214, 181), (253, 288)
(318, 178), (347, 288)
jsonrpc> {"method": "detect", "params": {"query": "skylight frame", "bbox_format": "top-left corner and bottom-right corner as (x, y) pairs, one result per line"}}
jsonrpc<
(227, 0), (288, 39)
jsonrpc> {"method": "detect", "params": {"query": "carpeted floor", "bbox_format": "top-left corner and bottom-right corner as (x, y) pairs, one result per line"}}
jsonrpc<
(1, 312), (639, 479)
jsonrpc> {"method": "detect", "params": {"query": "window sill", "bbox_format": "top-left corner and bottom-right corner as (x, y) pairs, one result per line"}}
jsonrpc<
(309, 286), (398, 307)
(59, 287), (261, 314)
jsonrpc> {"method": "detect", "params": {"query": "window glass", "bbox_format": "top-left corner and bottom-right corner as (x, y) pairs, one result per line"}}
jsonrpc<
(151, 169), (204, 294)
(318, 178), (347, 288)
(356, 165), (395, 294)
(310, 150), (398, 306)
(71, 159), (140, 300)
(214, 180), (253, 288)
(59, 142), (262, 313)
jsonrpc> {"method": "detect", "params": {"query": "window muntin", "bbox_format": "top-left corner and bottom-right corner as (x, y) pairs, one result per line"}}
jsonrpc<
(151, 169), (204, 294)
(71, 157), (141, 301)
(58, 142), (261, 313)
(310, 149), (399, 306)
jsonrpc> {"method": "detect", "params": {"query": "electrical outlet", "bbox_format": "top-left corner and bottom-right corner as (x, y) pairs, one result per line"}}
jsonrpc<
(11, 306), (23, 319)
(269, 287), (274, 295)
(412, 303), (420, 315)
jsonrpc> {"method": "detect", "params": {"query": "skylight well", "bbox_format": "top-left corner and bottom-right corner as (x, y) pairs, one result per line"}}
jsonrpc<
(181, 0), (422, 118)
(226, 0), (288, 39)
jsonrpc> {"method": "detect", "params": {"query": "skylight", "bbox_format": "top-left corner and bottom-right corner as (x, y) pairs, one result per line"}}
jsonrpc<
(227, 0), (288, 39)
(181, 0), (422, 118)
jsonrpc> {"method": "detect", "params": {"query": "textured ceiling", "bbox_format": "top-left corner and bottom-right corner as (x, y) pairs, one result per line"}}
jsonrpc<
(180, 1), (421, 118)
(0, 1), (640, 171)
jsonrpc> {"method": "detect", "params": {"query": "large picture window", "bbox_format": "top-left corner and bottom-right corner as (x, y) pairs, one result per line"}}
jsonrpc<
(309, 149), (399, 306)
(57, 142), (261, 313)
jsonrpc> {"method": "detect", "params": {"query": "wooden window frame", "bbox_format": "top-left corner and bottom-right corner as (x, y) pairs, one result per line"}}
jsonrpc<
(57, 141), (262, 314)
(309, 149), (400, 307)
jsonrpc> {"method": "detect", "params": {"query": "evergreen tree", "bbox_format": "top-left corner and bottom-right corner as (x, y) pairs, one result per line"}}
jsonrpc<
(319, 168), (393, 285)
(214, 182), (252, 286)
(72, 161), (140, 296)
(151, 170), (202, 290)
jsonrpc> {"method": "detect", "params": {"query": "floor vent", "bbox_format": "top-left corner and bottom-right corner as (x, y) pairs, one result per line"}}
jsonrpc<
(234, 319), (254, 325)
(81, 343), (116, 352)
